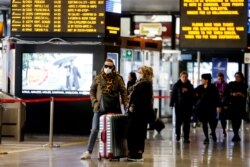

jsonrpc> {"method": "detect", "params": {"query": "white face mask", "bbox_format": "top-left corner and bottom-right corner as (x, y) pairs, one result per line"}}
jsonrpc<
(136, 72), (143, 80)
(104, 67), (112, 74)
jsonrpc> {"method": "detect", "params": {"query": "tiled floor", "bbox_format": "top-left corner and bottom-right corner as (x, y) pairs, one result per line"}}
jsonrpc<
(0, 121), (250, 167)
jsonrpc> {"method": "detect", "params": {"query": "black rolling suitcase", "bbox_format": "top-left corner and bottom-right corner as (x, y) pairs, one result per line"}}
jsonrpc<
(98, 114), (128, 160)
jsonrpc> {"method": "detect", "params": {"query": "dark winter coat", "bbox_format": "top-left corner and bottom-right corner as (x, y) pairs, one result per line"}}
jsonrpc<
(128, 79), (153, 122)
(194, 83), (221, 121)
(170, 79), (194, 116)
(225, 81), (247, 119)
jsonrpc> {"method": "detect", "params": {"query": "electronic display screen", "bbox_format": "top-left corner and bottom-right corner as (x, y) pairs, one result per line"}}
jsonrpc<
(21, 53), (93, 95)
(248, 0), (250, 33)
(106, 0), (121, 13)
(11, 0), (106, 37)
(180, 0), (248, 49)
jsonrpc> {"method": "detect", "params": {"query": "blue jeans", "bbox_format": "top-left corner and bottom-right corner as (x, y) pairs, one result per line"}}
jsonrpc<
(87, 112), (101, 153)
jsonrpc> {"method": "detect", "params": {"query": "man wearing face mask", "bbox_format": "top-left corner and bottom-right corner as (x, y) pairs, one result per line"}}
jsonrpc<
(80, 59), (128, 160)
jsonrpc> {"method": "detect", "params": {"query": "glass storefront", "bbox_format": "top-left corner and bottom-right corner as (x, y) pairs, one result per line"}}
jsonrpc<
(120, 48), (180, 118)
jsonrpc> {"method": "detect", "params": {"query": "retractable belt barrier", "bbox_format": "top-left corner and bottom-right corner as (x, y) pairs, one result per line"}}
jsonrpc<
(0, 97), (90, 147)
(0, 96), (168, 147)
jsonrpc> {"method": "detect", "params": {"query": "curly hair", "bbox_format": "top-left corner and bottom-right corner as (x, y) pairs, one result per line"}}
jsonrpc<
(139, 66), (154, 81)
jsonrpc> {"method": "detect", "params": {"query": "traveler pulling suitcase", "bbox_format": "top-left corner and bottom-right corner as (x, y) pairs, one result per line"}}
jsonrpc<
(99, 114), (128, 160)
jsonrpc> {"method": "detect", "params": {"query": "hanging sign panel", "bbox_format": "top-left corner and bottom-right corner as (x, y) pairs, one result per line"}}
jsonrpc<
(11, 0), (106, 38)
(180, 0), (248, 49)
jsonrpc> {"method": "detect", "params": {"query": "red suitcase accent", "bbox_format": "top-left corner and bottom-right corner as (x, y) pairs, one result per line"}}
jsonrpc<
(99, 114), (128, 160)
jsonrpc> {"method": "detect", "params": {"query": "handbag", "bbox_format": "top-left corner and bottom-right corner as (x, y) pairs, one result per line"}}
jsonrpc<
(193, 98), (202, 115)
(153, 118), (165, 133)
(99, 93), (120, 113)
(146, 108), (157, 123)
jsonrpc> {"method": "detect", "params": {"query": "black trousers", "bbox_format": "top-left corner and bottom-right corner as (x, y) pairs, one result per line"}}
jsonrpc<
(201, 116), (217, 139)
(127, 113), (147, 154)
(175, 113), (191, 139)
(215, 110), (227, 130)
(231, 115), (242, 136)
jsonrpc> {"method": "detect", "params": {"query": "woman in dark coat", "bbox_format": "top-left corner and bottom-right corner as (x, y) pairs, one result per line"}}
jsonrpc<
(194, 73), (221, 144)
(127, 66), (154, 162)
(225, 71), (247, 142)
(127, 71), (137, 95)
(170, 71), (194, 143)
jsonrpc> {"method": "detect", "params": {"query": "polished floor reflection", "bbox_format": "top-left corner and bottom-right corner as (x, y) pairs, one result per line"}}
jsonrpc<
(1, 121), (250, 167)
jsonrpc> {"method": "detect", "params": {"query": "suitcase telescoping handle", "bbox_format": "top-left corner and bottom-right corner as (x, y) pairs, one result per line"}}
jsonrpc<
(101, 130), (107, 142)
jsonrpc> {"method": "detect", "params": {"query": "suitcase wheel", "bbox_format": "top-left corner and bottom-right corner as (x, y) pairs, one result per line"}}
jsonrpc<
(98, 153), (102, 161)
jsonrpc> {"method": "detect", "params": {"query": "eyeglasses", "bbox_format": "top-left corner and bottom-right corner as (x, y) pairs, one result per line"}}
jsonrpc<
(104, 65), (113, 69)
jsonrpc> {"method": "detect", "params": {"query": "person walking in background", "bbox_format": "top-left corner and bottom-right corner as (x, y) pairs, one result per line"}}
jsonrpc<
(246, 87), (250, 123)
(127, 71), (137, 95)
(214, 72), (228, 137)
(65, 59), (81, 90)
(225, 71), (247, 142)
(170, 71), (194, 143)
(127, 66), (154, 162)
(80, 59), (128, 160)
(70, 59), (81, 90)
(194, 73), (221, 144)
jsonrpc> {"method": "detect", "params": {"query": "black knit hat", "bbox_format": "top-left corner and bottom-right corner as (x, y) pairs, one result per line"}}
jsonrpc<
(201, 73), (212, 80)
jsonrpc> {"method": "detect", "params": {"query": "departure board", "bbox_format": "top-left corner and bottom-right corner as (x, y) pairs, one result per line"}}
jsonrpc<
(11, 0), (106, 38)
(180, 0), (248, 49)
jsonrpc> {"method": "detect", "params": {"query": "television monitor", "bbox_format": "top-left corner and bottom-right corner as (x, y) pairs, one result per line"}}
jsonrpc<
(14, 44), (106, 97)
(21, 53), (93, 96)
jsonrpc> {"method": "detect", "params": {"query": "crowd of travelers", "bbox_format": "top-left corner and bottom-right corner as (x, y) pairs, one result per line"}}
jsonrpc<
(80, 58), (249, 162)
(170, 71), (248, 144)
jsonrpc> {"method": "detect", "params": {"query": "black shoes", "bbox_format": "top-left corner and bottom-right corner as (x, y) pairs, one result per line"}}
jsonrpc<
(212, 134), (217, 142)
(184, 139), (190, 144)
(232, 135), (241, 142)
(176, 135), (190, 143)
(127, 152), (144, 162)
(204, 138), (209, 144)
(223, 130), (227, 137)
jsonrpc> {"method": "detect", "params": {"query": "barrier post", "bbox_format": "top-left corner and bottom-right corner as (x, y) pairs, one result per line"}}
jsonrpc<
(0, 105), (3, 144)
(43, 97), (59, 148)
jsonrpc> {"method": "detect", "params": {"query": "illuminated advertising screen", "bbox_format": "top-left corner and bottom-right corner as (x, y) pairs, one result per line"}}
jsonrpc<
(21, 53), (93, 95)
(180, 0), (248, 49)
(106, 0), (121, 13)
(248, 0), (250, 33)
(11, 0), (106, 38)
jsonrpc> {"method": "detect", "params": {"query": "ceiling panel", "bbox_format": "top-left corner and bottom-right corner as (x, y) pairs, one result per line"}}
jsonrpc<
(122, 0), (179, 12)
(0, 0), (180, 12)
(0, 0), (9, 6)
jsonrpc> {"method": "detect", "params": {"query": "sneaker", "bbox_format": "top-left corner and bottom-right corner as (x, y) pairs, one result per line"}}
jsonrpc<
(80, 151), (91, 160)
(212, 134), (217, 142)
(184, 139), (190, 144)
(127, 157), (144, 162)
(127, 153), (144, 162)
(203, 138), (209, 144)
(192, 123), (196, 128)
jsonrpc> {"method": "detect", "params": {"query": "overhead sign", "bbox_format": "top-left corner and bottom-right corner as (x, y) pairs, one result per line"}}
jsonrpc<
(139, 23), (162, 36)
(244, 53), (250, 63)
(10, 0), (121, 38)
(180, 0), (248, 49)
